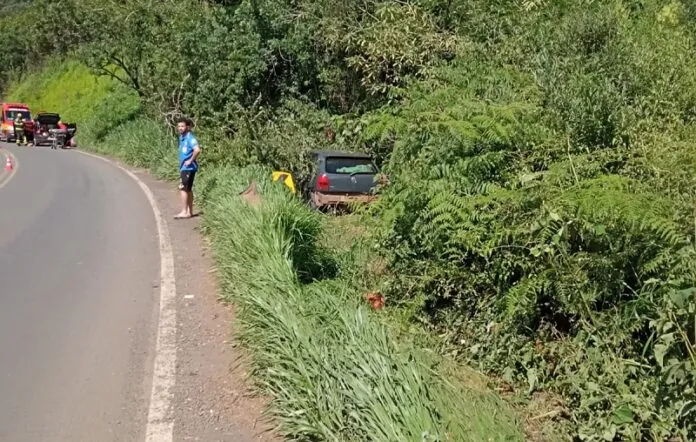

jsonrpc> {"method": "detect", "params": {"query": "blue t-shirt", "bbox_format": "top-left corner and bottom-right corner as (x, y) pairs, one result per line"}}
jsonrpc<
(179, 132), (200, 172)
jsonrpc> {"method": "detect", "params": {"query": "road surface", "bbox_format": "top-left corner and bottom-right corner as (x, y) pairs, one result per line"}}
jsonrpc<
(0, 143), (161, 441)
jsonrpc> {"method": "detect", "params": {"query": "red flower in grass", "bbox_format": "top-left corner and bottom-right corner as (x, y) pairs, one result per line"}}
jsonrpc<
(364, 292), (385, 310)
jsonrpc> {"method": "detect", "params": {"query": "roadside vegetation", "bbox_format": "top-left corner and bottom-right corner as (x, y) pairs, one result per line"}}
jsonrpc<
(2, 0), (696, 440)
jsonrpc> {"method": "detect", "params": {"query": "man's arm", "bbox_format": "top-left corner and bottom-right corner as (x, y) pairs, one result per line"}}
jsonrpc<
(191, 143), (201, 161)
(184, 138), (201, 166)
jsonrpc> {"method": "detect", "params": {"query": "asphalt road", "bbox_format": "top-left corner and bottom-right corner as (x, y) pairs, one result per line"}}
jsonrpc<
(0, 143), (160, 441)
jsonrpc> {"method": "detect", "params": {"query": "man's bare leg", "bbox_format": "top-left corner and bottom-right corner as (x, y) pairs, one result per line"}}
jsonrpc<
(187, 191), (194, 216)
(175, 190), (191, 218)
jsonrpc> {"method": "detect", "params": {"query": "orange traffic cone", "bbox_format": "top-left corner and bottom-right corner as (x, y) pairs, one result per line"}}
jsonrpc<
(5, 156), (13, 172)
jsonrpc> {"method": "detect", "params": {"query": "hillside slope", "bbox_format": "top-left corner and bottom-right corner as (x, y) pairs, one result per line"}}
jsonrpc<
(5, 60), (527, 441)
(4, 0), (696, 440)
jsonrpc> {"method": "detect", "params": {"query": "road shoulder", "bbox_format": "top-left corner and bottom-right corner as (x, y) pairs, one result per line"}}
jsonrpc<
(98, 156), (277, 442)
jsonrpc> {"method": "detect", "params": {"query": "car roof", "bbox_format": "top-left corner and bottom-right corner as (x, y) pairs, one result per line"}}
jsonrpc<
(2, 103), (29, 109)
(311, 150), (373, 159)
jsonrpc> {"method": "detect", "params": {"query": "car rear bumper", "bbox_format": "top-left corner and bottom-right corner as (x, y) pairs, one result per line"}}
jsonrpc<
(312, 191), (378, 208)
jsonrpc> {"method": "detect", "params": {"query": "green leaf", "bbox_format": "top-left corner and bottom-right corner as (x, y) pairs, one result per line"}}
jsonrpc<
(526, 367), (538, 394)
(611, 405), (634, 425)
(502, 367), (515, 384)
(670, 287), (696, 308)
(602, 426), (616, 441)
(654, 343), (668, 368)
(594, 224), (606, 235)
(519, 172), (542, 185)
(586, 382), (600, 392)
(679, 400), (696, 419)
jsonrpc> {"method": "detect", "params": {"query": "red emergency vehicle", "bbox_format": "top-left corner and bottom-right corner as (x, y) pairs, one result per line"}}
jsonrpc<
(0, 102), (35, 143)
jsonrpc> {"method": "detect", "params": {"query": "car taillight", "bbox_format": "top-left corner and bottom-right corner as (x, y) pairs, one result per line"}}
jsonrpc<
(317, 174), (330, 191)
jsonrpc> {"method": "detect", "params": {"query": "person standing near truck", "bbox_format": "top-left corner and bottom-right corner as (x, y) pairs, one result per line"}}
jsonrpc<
(174, 117), (201, 219)
(14, 113), (27, 146)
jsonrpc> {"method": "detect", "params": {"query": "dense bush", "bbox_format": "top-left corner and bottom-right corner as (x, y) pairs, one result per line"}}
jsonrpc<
(5, 0), (696, 439)
(355, 2), (696, 439)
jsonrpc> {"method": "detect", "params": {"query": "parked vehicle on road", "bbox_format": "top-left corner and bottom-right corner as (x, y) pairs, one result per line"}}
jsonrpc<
(304, 150), (382, 211)
(0, 103), (35, 143)
(33, 112), (61, 146)
(32, 112), (77, 149)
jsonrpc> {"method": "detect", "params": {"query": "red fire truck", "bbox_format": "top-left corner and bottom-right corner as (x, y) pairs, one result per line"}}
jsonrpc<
(0, 102), (35, 143)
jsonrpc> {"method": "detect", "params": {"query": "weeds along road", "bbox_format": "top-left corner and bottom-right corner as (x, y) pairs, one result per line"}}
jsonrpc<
(0, 143), (160, 441)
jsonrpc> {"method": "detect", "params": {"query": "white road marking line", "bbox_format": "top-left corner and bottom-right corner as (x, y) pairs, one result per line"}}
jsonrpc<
(75, 150), (177, 442)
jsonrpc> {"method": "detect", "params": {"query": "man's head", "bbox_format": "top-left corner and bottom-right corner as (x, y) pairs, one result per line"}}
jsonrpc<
(177, 117), (192, 136)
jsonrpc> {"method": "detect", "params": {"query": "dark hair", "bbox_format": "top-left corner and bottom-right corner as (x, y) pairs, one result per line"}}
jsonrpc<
(176, 117), (192, 127)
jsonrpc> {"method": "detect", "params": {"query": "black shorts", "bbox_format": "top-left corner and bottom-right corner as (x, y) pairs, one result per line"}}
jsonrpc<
(179, 170), (196, 192)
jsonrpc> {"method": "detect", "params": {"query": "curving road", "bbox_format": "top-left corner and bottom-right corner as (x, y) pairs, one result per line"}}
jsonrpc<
(0, 143), (161, 441)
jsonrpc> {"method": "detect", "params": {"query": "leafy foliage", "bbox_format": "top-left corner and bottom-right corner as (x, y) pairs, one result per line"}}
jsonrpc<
(5, 59), (140, 130)
(355, 2), (696, 439)
(60, 114), (526, 439)
(201, 176), (524, 441)
(5, 0), (696, 439)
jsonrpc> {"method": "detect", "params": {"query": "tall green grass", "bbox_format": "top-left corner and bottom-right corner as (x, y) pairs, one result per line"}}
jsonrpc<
(86, 117), (178, 180)
(201, 169), (524, 441)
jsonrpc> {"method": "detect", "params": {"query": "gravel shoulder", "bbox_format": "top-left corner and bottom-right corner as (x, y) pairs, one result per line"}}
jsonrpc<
(128, 164), (278, 442)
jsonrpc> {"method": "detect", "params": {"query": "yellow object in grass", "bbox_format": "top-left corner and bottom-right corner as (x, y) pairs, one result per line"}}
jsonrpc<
(272, 171), (296, 194)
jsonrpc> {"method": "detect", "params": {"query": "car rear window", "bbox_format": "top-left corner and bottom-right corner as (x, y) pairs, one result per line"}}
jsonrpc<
(325, 156), (377, 174)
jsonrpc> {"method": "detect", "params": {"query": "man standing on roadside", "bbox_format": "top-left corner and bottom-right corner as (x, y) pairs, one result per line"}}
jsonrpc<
(175, 117), (201, 219)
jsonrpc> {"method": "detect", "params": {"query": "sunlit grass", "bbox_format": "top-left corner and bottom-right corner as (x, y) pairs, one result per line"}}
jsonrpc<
(202, 175), (524, 441)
